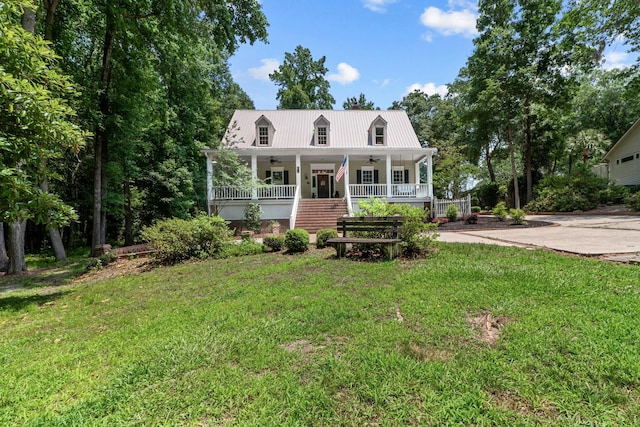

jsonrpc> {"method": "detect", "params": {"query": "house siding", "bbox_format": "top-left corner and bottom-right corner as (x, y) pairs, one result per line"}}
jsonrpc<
(606, 119), (640, 186)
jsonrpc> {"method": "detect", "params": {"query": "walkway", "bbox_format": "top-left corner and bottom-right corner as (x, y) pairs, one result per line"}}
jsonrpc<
(438, 214), (640, 263)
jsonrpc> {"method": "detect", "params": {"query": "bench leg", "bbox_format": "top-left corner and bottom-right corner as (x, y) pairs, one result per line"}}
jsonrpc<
(382, 242), (401, 260)
(334, 243), (346, 258)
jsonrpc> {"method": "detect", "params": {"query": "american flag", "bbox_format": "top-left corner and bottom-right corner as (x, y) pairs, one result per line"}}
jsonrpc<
(335, 156), (347, 182)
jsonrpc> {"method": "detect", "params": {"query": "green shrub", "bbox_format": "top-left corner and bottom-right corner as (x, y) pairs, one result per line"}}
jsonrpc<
(525, 173), (608, 212)
(471, 206), (481, 213)
(263, 235), (285, 251)
(445, 204), (459, 222)
(509, 208), (527, 225)
(492, 202), (508, 221)
(244, 203), (262, 233)
(316, 228), (338, 249)
(284, 229), (310, 253)
(626, 191), (640, 211)
(222, 240), (265, 257)
(598, 186), (630, 205)
(141, 215), (232, 265)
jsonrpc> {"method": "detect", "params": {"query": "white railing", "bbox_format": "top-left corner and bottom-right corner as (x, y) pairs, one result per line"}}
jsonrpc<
(289, 185), (301, 229)
(431, 194), (472, 218)
(349, 184), (387, 197)
(257, 185), (296, 199)
(210, 187), (252, 200)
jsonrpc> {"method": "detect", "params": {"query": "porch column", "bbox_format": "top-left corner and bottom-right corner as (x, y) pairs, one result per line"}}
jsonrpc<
(414, 161), (420, 186)
(251, 154), (258, 200)
(426, 154), (433, 198)
(295, 154), (301, 197)
(344, 154), (350, 194)
(386, 154), (392, 198)
(206, 153), (213, 215)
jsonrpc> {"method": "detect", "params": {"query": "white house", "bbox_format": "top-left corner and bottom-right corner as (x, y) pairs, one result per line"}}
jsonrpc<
(202, 109), (437, 232)
(595, 118), (640, 186)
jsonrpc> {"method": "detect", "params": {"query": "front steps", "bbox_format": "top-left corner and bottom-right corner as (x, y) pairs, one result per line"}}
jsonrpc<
(294, 199), (348, 233)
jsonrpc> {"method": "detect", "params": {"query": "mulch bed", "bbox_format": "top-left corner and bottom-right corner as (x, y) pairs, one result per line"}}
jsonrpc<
(435, 215), (554, 231)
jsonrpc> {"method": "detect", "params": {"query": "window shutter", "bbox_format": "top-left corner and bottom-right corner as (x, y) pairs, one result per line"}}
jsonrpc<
(374, 170), (379, 184)
(356, 170), (362, 184)
(266, 170), (271, 181)
(404, 170), (409, 184)
(284, 170), (289, 185)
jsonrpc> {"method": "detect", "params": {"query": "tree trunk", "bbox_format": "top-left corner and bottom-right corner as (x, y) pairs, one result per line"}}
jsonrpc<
(0, 223), (8, 272)
(485, 146), (496, 182)
(91, 18), (115, 256)
(7, 221), (27, 275)
(524, 101), (533, 204)
(39, 179), (67, 261)
(124, 180), (134, 246)
(21, 7), (35, 34)
(43, 0), (60, 41)
(507, 125), (520, 210)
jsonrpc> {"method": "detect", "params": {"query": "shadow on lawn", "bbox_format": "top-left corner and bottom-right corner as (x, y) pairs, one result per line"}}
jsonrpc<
(0, 289), (70, 312)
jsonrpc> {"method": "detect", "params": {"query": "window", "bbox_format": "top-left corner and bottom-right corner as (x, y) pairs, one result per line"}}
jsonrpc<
(361, 166), (374, 184)
(317, 126), (328, 145)
(392, 167), (404, 184)
(621, 155), (634, 163)
(375, 127), (385, 145)
(258, 126), (269, 146)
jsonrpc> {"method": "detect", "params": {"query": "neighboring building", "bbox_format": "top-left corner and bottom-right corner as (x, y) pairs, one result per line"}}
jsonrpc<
(595, 118), (640, 186)
(203, 109), (437, 232)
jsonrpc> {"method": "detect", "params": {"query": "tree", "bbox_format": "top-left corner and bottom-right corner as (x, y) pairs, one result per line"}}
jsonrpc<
(566, 129), (610, 170)
(343, 93), (378, 110)
(270, 45), (335, 109)
(0, 0), (86, 274)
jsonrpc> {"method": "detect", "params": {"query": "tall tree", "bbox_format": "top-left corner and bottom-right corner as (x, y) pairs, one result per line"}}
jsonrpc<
(270, 45), (335, 109)
(0, 0), (86, 274)
(343, 93), (378, 110)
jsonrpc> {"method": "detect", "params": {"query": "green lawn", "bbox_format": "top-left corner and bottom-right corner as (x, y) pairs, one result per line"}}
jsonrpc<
(1, 243), (640, 426)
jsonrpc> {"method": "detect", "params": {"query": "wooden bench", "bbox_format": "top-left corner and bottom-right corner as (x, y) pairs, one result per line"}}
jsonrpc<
(326, 216), (404, 260)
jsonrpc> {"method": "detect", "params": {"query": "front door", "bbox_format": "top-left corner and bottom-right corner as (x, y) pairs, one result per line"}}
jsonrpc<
(317, 174), (330, 198)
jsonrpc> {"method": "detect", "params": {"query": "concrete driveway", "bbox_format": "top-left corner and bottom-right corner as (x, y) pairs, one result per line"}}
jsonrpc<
(438, 214), (640, 260)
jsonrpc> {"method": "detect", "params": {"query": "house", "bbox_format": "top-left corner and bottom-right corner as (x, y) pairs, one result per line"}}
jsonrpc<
(202, 109), (437, 232)
(594, 117), (640, 186)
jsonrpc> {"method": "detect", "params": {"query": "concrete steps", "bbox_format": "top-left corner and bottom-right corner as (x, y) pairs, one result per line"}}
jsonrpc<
(294, 199), (348, 233)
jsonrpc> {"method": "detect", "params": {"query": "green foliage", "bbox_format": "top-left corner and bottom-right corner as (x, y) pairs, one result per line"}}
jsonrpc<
(357, 198), (438, 256)
(525, 173), (609, 212)
(269, 45), (335, 109)
(263, 235), (285, 252)
(243, 203), (262, 234)
(473, 182), (501, 211)
(141, 215), (232, 265)
(343, 93), (378, 110)
(222, 240), (265, 257)
(471, 206), (482, 213)
(598, 185), (630, 204)
(492, 202), (508, 221)
(284, 229), (310, 253)
(626, 191), (640, 211)
(315, 228), (338, 249)
(445, 204), (459, 222)
(509, 208), (527, 225)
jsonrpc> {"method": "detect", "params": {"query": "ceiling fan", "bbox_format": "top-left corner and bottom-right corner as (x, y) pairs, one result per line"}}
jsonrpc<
(368, 156), (380, 164)
(270, 156), (281, 164)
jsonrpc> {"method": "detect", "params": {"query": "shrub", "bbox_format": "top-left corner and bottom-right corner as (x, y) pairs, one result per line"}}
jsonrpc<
(222, 240), (265, 257)
(432, 217), (448, 225)
(263, 235), (285, 251)
(284, 229), (310, 253)
(525, 173), (608, 212)
(141, 215), (232, 265)
(626, 191), (640, 211)
(598, 186), (630, 205)
(445, 204), (459, 222)
(244, 203), (262, 233)
(316, 228), (338, 249)
(509, 208), (527, 225)
(492, 202), (508, 221)
(471, 206), (482, 213)
(464, 213), (478, 224)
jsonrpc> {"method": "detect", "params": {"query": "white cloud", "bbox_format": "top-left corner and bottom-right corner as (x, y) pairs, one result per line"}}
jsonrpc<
(248, 58), (280, 81)
(602, 51), (632, 70)
(420, 6), (478, 38)
(406, 83), (448, 97)
(362, 0), (397, 13)
(328, 63), (360, 85)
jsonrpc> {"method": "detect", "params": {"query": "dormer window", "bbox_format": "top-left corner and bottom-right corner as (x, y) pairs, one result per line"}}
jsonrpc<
(370, 116), (387, 146)
(255, 115), (275, 147)
(314, 115), (330, 146)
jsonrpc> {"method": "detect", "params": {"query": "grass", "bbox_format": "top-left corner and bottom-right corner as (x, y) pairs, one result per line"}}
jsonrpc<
(1, 243), (640, 425)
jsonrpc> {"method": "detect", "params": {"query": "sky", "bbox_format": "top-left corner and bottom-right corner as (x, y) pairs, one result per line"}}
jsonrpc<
(229, 0), (637, 111)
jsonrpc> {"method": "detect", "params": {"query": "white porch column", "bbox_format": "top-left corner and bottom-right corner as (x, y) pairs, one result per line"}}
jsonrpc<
(426, 154), (433, 198)
(414, 161), (421, 186)
(344, 154), (350, 194)
(386, 154), (392, 198)
(251, 154), (258, 200)
(295, 154), (301, 196)
(206, 153), (213, 215)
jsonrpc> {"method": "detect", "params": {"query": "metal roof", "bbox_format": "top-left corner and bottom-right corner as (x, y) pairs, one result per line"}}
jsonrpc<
(222, 110), (424, 151)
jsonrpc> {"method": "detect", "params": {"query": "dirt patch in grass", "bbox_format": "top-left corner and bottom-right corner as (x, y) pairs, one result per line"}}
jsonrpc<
(488, 390), (559, 419)
(467, 312), (509, 347)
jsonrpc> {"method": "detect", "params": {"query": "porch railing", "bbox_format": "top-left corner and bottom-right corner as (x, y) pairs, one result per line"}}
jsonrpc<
(349, 184), (387, 198)
(210, 185), (295, 200)
(431, 195), (472, 218)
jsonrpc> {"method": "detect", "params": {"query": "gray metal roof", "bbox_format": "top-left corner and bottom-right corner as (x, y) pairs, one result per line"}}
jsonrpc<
(222, 110), (423, 150)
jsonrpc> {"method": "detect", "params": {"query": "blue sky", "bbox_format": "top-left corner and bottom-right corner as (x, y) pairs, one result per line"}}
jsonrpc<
(229, 0), (636, 111)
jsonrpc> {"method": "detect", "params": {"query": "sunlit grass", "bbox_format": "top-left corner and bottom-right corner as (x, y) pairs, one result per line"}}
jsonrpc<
(1, 243), (640, 425)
